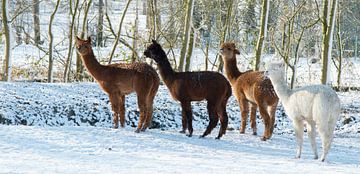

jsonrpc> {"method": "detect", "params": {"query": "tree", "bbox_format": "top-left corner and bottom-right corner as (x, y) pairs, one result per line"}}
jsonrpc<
(217, 0), (234, 72)
(321, 0), (338, 85)
(108, 0), (132, 64)
(178, 0), (194, 72)
(97, 0), (104, 47)
(76, 0), (92, 81)
(47, 0), (61, 83)
(185, 27), (195, 71)
(254, 0), (270, 71)
(63, 0), (80, 82)
(2, 0), (12, 81)
(32, 0), (41, 45)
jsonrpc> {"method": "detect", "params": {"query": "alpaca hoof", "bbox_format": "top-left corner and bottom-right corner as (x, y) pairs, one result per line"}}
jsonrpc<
(141, 128), (147, 132)
(199, 135), (205, 138)
(120, 124), (125, 128)
(215, 136), (221, 140)
(240, 130), (245, 134)
(113, 125), (119, 129)
(314, 156), (318, 160)
(135, 129), (141, 133)
(252, 132), (257, 135)
(186, 133), (192, 137)
(179, 130), (186, 134)
(260, 136), (267, 141)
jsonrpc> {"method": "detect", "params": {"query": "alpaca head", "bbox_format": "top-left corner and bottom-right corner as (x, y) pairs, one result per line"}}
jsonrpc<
(75, 36), (92, 55)
(144, 40), (167, 63)
(220, 42), (240, 60)
(265, 62), (285, 81)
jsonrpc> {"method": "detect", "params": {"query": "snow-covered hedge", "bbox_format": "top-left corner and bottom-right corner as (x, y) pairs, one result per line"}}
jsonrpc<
(0, 82), (358, 136)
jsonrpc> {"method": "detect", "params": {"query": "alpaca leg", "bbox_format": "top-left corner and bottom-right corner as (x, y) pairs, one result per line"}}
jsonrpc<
(216, 102), (229, 139)
(142, 100), (154, 131)
(250, 104), (258, 135)
(268, 104), (277, 134)
(293, 120), (304, 158)
(180, 101), (192, 136)
(319, 121), (336, 162)
(258, 105), (271, 140)
(239, 100), (249, 134)
(143, 83), (158, 131)
(306, 121), (318, 159)
(201, 102), (219, 138)
(119, 95), (126, 127)
(135, 95), (147, 133)
(109, 94), (120, 129)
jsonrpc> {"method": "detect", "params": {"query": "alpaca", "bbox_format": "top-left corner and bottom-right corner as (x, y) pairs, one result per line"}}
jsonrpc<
(220, 42), (279, 141)
(144, 40), (231, 139)
(75, 36), (160, 132)
(265, 62), (341, 162)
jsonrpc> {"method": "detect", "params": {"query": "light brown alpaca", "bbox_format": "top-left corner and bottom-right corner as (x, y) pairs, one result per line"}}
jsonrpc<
(220, 42), (279, 140)
(75, 36), (160, 132)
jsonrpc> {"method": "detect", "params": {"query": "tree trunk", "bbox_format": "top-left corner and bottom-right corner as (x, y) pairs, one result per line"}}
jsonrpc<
(254, 0), (270, 71)
(76, 0), (92, 81)
(217, 0), (234, 72)
(2, 0), (12, 81)
(108, 0), (132, 64)
(97, 0), (104, 47)
(32, 0), (41, 45)
(321, 0), (338, 85)
(15, 1), (22, 44)
(47, 0), (61, 83)
(132, 0), (139, 62)
(63, 0), (80, 83)
(178, 0), (194, 72)
(335, 6), (342, 88)
(185, 28), (195, 71)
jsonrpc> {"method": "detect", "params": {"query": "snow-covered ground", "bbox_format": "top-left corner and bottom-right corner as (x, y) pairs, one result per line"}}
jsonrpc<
(0, 126), (359, 174)
(0, 82), (359, 173)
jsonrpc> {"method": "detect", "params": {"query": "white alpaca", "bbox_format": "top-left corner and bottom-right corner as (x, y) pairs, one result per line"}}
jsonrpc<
(265, 62), (341, 162)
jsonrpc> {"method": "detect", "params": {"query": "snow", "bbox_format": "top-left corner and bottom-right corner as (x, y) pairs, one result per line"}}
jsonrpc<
(0, 126), (359, 174)
(0, 82), (359, 173)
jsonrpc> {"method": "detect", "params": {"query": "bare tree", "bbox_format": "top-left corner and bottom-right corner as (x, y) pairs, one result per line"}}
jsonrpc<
(47, 0), (61, 83)
(108, 0), (132, 64)
(2, 0), (12, 81)
(178, 0), (194, 72)
(32, 0), (41, 45)
(76, 0), (92, 81)
(63, 0), (80, 82)
(321, 0), (338, 84)
(254, 0), (270, 71)
(97, 0), (104, 47)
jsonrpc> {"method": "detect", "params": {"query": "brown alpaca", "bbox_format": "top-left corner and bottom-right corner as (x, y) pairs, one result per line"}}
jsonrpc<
(75, 36), (160, 132)
(220, 42), (279, 141)
(144, 40), (231, 139)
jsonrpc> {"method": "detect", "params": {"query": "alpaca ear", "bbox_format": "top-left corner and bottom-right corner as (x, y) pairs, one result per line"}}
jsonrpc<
(75, 36), (80, 41)
(152, 39), (157, 44)
(87, 36), (92, 43)
(234, 49), (240, 55)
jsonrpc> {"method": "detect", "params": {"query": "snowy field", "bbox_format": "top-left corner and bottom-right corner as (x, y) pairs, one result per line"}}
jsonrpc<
(0, 126), (359, 174)
(0, 82), (359, 173)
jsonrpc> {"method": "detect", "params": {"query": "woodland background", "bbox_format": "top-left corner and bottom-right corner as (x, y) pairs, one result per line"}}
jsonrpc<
(0, 0), (359, 88)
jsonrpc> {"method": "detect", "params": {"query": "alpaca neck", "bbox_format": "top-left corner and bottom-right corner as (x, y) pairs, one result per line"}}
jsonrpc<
(271, 76), (291, 102)
(223, 56), (241, 83)
(80, 50), (106, 81)
(155, 57), (175, 87)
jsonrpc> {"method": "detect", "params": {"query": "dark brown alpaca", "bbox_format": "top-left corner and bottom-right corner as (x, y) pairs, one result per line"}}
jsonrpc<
(220, 42), (279, 141)
(144, 40), (231, 139)
(75, 36), (160, 132)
